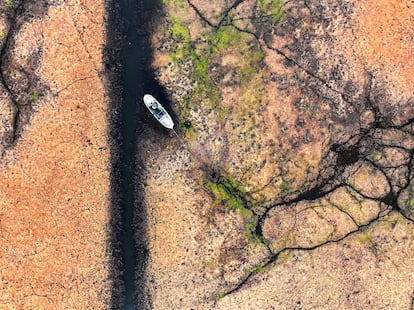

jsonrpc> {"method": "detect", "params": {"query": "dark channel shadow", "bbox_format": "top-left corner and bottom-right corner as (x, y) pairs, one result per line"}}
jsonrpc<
(103, 0), (173, 308)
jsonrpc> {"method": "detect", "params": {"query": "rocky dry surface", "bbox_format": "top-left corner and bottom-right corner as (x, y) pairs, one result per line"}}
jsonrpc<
(143, 0), (414, 308)
(0, 0), (112, 308)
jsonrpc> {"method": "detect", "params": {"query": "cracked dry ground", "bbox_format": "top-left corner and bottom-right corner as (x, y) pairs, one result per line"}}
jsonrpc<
(144, 0), (414, 309)
(0, 0), (111, 308)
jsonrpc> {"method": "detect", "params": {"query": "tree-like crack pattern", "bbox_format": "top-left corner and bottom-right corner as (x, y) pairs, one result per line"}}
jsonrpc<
(0, 0), (25, 147)
(182, 0), (414, 296)
(0, 0), (51, 154)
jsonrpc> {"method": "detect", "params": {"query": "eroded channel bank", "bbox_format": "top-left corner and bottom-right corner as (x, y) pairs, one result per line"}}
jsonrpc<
(104, 0), (170, 308)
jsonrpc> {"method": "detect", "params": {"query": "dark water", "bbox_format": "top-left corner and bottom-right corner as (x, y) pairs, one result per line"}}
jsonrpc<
(118, 0), (151, 308)
(106, 0), (174, 309)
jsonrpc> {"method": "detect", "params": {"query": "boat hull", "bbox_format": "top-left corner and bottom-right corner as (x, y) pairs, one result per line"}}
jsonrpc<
(143, 94), (174, 129)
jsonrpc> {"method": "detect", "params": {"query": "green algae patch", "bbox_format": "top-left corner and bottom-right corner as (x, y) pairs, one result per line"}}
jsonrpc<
(164, 10), (269, 122)
(165, 16), (220, 110)
(192, 52), (220, 108)
(207, 174), (268, 246)
(210, 26), (244, 53)
(207, 174), (255, 221)
(167, 17), (191, 62)
(216, 292), (226, 299)
(162, 0), (187, 10)
(250, 264), (266, 274)
(257, 0), (284, 22)
(208, 180), (252, 218)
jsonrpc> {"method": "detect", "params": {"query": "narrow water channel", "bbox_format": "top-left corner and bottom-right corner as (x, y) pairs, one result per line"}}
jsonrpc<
(106, 0), (169, 308)
(118, 0), (142, 306)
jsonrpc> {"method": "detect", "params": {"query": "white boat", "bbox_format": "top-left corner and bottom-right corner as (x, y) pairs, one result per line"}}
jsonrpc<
(143, 94), (174, 129)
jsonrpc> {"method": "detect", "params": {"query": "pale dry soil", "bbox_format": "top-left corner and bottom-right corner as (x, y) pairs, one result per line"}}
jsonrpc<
(0, 0), (112, 308)
(144, 0), (414, 309)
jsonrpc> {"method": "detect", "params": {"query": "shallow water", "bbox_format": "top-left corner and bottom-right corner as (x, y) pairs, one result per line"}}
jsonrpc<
(116, 0), (171, 308)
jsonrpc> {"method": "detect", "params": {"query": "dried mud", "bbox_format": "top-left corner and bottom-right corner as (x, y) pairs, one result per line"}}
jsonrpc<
(145, 0), (414, 309)
(0, 0), (112, 308)
(0, 0), (412, 308)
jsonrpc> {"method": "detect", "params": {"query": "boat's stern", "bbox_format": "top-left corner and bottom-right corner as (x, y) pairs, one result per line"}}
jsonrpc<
(160, 115), (174, 129)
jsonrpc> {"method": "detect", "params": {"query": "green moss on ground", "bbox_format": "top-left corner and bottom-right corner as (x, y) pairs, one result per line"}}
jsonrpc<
(162, 0), (186, 10)
(208, 178), (253, 218)
(166, 17), (220, 110)
(207, 174), (268, 246)
(257, 0), (284, 22)
(250, 264), (266, 274)
(1, 0), (15, 15)
(161, 0), (286, 120)
(30, 91), (41, 102)
(165, 12), (268, 115)
(168, 17), (191, 62)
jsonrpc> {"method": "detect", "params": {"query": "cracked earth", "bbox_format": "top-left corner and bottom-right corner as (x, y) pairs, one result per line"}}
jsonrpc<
(0, 0), (412, 308)
(0, 0), (111, 307)
(145, 0), (414, 308)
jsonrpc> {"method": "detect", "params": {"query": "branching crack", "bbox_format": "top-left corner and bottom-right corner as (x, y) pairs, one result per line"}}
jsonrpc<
(0, 0), (51, 150)
(223, 84), (414, 295)
(226, 209), (390, 296)
(186, 0), (246, 29)
(180, 0), (414, 298)
(0, 0), (25, 144)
